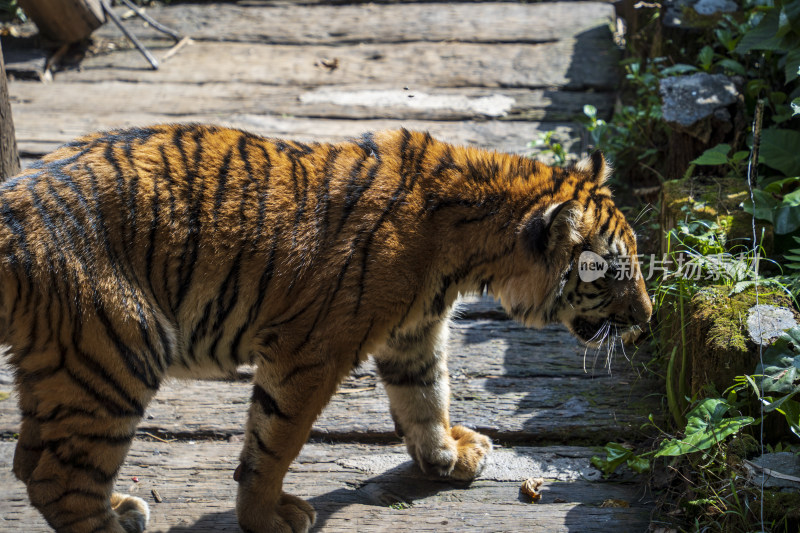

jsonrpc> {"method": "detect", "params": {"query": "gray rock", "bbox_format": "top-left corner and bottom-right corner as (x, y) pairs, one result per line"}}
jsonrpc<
(660, 73), (739, 128)
(746, 452), (800, 491)
(663, 0), (738, 28)
(747, 304), (799, 346)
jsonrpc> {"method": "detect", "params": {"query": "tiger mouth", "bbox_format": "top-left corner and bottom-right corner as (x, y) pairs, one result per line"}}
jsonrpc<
(570, 317), (642, 346)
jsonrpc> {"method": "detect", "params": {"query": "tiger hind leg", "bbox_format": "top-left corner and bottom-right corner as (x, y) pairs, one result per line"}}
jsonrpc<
(14, 347), (159, 533)
(12, 385), (44, 484)
(235, 347), (348, 533)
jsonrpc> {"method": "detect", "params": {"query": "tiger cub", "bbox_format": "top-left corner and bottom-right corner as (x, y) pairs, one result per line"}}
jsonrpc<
(2, 126), (651, 532)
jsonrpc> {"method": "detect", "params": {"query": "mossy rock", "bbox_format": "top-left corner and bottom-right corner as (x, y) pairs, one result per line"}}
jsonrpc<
(660, 284), (797, 408)
(661, 176), (773, 255)
(689, 285), (796, 395)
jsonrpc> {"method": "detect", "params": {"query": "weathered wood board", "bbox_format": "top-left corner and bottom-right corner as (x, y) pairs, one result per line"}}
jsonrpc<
(0, 441), (653, 532)
(96, 2), (615, 45)
(55, 40), (619, 91)
(8, 82), (613, 122)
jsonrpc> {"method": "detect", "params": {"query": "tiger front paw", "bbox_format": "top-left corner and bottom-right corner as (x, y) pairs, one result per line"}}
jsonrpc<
(409, 425), (492, 481)
(237, 492), (316, 533)
(111, 493), (150, 533)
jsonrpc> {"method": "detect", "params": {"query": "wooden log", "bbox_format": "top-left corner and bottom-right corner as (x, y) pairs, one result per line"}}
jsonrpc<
(94, 2), (615, 46)
(8, 81), (614, 123)
(0, 441), (653, 532)
(54, 40), (620, 91)
(16, 0), (104, 44)
(0, 41), (20, 181)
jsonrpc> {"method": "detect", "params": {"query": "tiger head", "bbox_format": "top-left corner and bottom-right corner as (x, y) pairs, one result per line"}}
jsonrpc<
(494, 152), (652, 346)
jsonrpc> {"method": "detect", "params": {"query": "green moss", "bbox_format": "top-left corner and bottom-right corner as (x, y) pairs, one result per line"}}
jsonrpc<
(686, 286), (794, 395)
(661, 177), (772, 254)
(763, 490), (800, 529)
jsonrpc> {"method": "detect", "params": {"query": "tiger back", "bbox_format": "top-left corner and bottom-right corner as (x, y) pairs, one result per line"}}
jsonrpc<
(1, 125), (651, 533)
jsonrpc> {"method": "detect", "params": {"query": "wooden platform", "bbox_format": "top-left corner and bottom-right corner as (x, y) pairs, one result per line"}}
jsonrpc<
(0, 1), (663, 531)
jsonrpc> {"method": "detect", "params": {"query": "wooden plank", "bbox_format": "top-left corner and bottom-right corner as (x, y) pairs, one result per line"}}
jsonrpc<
(0, 441), (653, 532)
(96, 2), (615, 45)
(54, 40), (620, 91)
(10, 113), (581, 160)
(8, 81), (614, 122)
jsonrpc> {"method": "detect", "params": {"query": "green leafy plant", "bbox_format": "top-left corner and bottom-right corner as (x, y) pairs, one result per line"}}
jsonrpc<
(0, 0), (23, 21)
(654, 398), (754, 457)
(528, 130), (567, 166)
(591, 398), (754, 475)
(754, 326), (800, 437)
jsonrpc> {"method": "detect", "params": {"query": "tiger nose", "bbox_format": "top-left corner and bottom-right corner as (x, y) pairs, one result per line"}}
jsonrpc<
(629, 292), (652, 326)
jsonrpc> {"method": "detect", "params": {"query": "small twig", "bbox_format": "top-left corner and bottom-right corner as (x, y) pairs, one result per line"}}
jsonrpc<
(151, 488), (163, 503)
(161, 36), (193, 64)
(118, 0), (182, 41)
(141, 431), (175, 443)
(337, 386), (376, 394)
(100, 0), (159, 70)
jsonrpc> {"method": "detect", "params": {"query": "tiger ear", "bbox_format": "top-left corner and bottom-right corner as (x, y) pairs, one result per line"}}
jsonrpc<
(574, 151), (611, 185)
(523, 200), (584, 256)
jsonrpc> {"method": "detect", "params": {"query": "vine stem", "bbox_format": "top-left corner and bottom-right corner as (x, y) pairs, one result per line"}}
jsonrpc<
(746, 96), (765, 531)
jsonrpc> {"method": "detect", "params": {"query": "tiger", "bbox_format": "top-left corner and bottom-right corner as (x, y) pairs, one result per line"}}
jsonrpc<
(1, 125), (651, 532)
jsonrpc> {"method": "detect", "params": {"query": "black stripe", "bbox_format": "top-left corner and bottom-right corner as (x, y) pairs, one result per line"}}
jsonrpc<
(55, 507), (111, 530)
(44, 443), (118, 484)
(42, 487), (107, 508)
(251, 385), (289, 419)
(212, 147), (234, 228)
(174, 128), (207, 310)
(159, 145), (178, 310)
(356, 131), (381, 161)
(122, 139), (140, 252)
(280, 361), (326, 386)
(314, 145), (339, 245)
(229, 238), (277, 362)
(251, 429), (280, 459)
(1, 199), (33, 277)
(376, 356), (441, 388)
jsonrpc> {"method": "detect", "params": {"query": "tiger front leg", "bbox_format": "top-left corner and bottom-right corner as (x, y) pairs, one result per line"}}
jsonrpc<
(236, 355), (340, 533)
(376, 319), (492, 481)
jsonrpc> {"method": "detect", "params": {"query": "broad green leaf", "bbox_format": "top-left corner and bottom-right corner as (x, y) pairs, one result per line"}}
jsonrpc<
(692, 144), (731, 166)
(716, 58), (746, 76)
(760, 128), (800, 176)
(742, 189), (779, 223)
(772, 203), (800, 233)
(786, 47), (800, 82)
(737, 9), (784, 53)
(781, 399), (800, 438)
(698, 46), (714, 70)
(661, 63), (699, 75)
(591, 442), (635, 475)
(783, 0), (800, 28)
(757, 326), (800, 394)
(784, 188), (800, 205)
(655, 398), (754, 457)
(763, 176), (800, 193)
(626, 455), (650, 473)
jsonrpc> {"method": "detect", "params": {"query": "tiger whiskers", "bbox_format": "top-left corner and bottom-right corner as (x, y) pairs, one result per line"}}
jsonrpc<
(582, 320), (614, 373)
